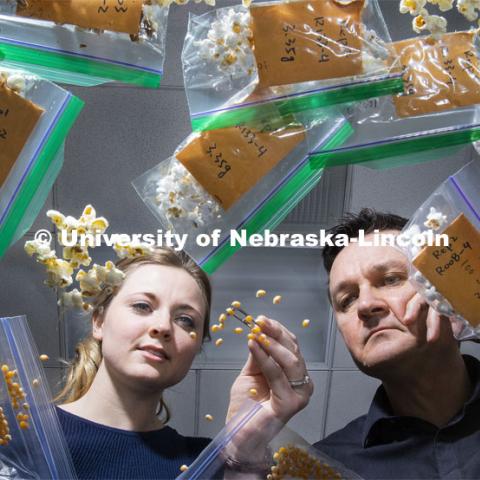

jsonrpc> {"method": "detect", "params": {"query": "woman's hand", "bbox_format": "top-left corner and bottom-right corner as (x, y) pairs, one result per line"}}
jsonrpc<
(227, 315), (313, 424)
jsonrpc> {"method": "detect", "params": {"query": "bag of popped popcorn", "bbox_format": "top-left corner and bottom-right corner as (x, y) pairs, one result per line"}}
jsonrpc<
(0, 0), (170, 88)
(398, 160), (480, 340)
(0, 66), (84, 260)
(309, 30), (480, 169)
(133, 109), (351, 273)
(177, 400), (362, 479)
(0, 315), (76, 478)
(182, 0), (403, 132)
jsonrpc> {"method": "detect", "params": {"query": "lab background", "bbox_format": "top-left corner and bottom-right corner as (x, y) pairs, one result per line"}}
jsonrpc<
(0, 0), (478, 444)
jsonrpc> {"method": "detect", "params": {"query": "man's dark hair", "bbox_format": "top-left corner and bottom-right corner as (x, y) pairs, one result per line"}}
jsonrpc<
(322, 208), (408, 273)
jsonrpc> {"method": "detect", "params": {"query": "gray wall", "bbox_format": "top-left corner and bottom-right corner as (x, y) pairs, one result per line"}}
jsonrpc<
(0, 0), (479, 446)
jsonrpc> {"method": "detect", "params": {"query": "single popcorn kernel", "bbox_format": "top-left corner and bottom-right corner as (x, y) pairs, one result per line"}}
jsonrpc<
(218, 313), (227, 323)
(231, 301), (241, 308)
(233, 327), (243, 334)
(247, 333), (256, 341)
(180, 465), (189, 472)
(211, 324), (220, 333)
(256, 289), (267, 298)
(32, 379), (40, 387)
(249, 388), (257, 397)
(39, 354), (49, 362)
(251, 325), (261, 334)
(215, 338), (224, 347)
(302, 319), (310, 328)
(273, 295), (282, 305)
(245, 315), (254, 324)
(205, 414), (214, 421)
(226, 308), (235, 316)
(189, 331), (197, 340)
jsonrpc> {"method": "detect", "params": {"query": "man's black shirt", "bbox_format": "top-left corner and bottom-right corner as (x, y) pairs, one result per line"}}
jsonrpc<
(314, 355), (480, 479)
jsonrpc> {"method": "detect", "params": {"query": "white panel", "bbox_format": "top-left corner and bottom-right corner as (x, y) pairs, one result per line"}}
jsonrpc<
(324, 371), (380, 438)
(195, 247), (330, 367)
(197, 370), (239, 438)
(164, 370), (197, 437)
(287, 370), (329, 444)
(332, 326), (357, 369)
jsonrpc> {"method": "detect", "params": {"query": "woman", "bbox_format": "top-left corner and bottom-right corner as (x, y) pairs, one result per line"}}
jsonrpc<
(56, 248), (312, 479)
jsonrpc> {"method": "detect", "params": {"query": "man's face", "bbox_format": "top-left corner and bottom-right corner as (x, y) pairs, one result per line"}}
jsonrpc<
(329, 230), (429, 377)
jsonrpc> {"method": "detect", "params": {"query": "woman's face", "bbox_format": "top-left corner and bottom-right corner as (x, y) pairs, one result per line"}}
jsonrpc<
(93, 264), (206, 393)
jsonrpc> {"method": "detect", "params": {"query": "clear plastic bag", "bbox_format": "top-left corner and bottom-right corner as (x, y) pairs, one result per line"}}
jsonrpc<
(0, 1), (169, 87)
(133, 109), (351, 273)
(177, 400), (362, 479)
(0, 315), (76, 479)
(0, 66), (84, 260)
(309, 31), (480, 169)
(182, 0), (403, 131)
(398, 160), (480, 340)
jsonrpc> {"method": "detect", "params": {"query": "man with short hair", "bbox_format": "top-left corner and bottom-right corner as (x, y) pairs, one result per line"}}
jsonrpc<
(314, 208), (480, 479)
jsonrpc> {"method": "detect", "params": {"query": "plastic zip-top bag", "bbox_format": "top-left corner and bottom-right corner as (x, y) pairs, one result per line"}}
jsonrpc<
(309, 31), (480, 170)
(0, 0), (170, 87)
(0, 66), (84, 260)
(0, 316), (76, 479)
(177, 400), (362, 479)
(182, 0), (403, 131)
(398, 160), (480, 340)
(133, 109), (351, 273)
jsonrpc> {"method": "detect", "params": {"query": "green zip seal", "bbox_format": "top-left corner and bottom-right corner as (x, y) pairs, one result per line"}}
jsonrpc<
(309, 125), (480, 170)
(0, 95), (84, 260)
(200, 120), (354, 274)
(191, 76), (404, 132)
(0, 41), (162, 88)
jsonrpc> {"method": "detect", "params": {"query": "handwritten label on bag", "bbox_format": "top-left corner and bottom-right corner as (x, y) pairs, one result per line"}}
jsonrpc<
(0, 84), (44, 188)
(250, 0), (364, 88)
(412, 213), (480, 326)
(176, 125), (305, 210)
(17, 0), (143, 35)
(392, 32), (480, 117)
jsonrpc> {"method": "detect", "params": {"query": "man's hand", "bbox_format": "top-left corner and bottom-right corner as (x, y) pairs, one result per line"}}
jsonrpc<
(402, 292), (463, 342)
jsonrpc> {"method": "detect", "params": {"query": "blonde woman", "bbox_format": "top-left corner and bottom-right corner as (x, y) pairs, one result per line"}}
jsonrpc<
(56, 248), (312, 479)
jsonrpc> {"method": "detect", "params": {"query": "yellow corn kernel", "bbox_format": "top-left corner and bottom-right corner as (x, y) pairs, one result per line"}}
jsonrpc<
(226, 308), (235, 316)
(1, 365), (8, 373)
(256, 318), (265, 327)
(204, 414), (214, 421)
(189, 331), (197, 340)
(215, 338), (223, 347)
(19, 421), (29, 429)
(302, 319), (310, 328)
(180, 465), (189, 472)
(251, 326), (261, 334)
(231, 300), (241, 308)
(272, 295), (282, 305)
(211, 324), (220, 333)
(256, 289), (267, 298)
(259, 333), (267, 342)
(245, 315), (254, 324)
(39, 354), (49, 362)
(249, 388), (257, 397)
(233, 327), (243, 334)
(247, 333), (256, 341)
(218, 313), (227, 323)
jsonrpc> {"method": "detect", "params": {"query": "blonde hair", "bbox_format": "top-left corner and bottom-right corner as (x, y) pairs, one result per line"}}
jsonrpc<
(55, 248), (211, 424)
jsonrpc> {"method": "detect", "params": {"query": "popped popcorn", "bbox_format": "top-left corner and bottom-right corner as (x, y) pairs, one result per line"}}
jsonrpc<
(194, 8), (255, 79)
(154, 159), (221, 230)
(400, 0), (427, 16)
(424, 207), (448, 230)
(0, 69), (32, 97)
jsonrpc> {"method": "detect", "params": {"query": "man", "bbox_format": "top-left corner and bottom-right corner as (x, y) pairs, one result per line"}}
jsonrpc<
(314, 208), (480, 479)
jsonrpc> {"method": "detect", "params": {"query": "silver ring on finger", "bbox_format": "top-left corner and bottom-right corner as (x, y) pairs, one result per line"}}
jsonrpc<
(288, 374), (311, 388)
